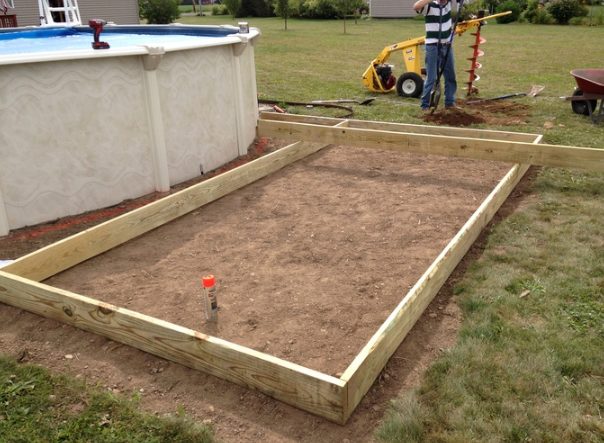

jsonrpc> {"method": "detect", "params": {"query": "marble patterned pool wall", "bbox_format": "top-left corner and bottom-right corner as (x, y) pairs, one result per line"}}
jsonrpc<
(0, 37), (258, 236)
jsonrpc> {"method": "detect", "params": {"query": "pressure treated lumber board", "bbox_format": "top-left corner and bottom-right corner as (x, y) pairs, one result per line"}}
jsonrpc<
(257, 119), (604, 171)
(340, 162), (530, 419)
(3, 140), (330, 282)
(260, 112), (537, 142)
(339, 133), (543, 421)
(0, 115), (547, 423)
(0, 270), (347, 422)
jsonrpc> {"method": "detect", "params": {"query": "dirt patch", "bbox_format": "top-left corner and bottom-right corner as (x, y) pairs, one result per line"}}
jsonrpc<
(423, 100), (531, 127)
(43, 146), (509, 376)
(0, 142), (534, 442)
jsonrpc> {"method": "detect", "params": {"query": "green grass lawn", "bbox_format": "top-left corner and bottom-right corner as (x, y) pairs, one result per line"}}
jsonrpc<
(376, 168), (604, 441)
(0, 357), (213, 442)
(177, 16), (603, 149)
(181, 16), (604, 442)
(3, 16), (604, 442)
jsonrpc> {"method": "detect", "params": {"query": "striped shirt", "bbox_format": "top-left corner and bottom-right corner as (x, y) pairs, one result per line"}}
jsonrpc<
(423, 0), (452, 45)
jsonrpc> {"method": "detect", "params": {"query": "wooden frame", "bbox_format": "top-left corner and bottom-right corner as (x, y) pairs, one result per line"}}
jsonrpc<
(1, 113), (600, 423)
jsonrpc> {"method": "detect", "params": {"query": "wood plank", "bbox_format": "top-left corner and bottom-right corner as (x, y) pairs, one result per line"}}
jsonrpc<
(333, 120), (350, 128)
(0, 270), (347, 423)
(260, 111), (344, 126)
(346, 119), (538, 142)
(260, 112), (539, 141)
(3, 140), (330, 282)
(0, 115), (548, 422)
(340, 159), (533, 421)
(257, 119), (604, 171)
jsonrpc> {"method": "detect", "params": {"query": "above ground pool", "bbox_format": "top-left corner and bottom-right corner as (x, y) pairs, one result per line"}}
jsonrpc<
(0, 24), (252, 60)
(0, 24), (260, 235)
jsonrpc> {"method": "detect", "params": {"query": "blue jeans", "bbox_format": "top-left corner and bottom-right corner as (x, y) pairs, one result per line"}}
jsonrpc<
(420, 43), (457, 109)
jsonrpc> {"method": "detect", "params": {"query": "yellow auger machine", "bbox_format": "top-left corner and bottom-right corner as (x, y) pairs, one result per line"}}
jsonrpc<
(362, 10), (511, 98)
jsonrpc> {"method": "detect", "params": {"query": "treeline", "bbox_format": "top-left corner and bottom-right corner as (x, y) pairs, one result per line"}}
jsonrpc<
(464, 0), (599, 25)
(140, 0), (601, 25)
(222, 0), (367, 19)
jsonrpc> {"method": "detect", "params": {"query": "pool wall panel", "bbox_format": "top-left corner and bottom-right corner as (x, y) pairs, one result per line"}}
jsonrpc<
(0, 28), (259, 235)
(158, 46), (240, 184)
(0, 57), (156, 230)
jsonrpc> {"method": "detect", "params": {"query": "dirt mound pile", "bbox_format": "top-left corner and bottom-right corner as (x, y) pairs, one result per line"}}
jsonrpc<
(423, 100), (531, 127)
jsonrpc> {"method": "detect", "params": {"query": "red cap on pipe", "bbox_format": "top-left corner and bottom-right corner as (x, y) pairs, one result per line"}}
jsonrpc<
(202, 275), (215, 288)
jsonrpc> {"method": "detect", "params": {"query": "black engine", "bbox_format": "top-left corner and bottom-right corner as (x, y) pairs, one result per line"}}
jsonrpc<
(375, 64), (396, 90)
(375, 64), (392, 84)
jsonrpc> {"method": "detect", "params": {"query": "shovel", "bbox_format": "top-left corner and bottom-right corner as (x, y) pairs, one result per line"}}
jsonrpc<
(311, 98), (376, 105)
(428, 84), (441, 113)
(467, 85), (545, 104)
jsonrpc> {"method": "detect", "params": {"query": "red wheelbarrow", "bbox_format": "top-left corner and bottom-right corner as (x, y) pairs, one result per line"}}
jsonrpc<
(567, 69), (604, 124)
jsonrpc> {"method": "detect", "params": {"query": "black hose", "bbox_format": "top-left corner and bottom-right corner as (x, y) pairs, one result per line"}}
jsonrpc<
(258, 99), (354, 118)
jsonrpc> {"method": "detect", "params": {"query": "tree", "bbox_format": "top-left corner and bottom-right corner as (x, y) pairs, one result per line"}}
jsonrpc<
(274, 0), (291, 29)
(334, 0), (364, 34)
(139, 0), (181, 24)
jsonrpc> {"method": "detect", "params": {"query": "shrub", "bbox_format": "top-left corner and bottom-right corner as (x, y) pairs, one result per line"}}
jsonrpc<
(482, 0), (527, 15)
(139, 0), (181, 24)
(523, 0), (555, 23)
(223, 0), (241, 15)
(532, 7), (555, 23)
(299, 0), (339, 18)
(523, 0), (538, 21)
(495, 0), (521, 22)
(590, 8), (604, 26)
(457, 1), (486, 21)
(211, 4), (229, 14)
(238, 0), (274, 16)
(568, 15), (587, 25)
(483, 0), (501, 14)
(547, 0), (588, 24)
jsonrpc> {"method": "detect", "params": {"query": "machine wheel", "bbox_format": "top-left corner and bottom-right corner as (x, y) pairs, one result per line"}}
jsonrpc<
(571, 88), (597, 116)
(396, 72), (424, 98)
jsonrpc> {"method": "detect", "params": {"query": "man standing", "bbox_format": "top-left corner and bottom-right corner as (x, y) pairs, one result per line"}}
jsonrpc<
(413, 0), (458, 112)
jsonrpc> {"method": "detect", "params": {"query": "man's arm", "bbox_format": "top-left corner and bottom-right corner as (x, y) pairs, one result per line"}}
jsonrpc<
(413, 0), (431, 12)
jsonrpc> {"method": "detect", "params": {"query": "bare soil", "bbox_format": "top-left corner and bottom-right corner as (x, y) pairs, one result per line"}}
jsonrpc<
(0, 137), (537, 442)
(423, 100), (531, 126)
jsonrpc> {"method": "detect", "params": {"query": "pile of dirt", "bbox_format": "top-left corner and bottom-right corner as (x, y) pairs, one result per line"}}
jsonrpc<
(424, 107), (486, 126)
(423, 100), (531, 127)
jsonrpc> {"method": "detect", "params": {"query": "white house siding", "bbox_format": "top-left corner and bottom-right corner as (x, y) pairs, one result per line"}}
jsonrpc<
(370, 0), (417, 18)
(7, 1), (39, 26)
(6, 1), (139, 27)
(78, 1), (140, 25)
